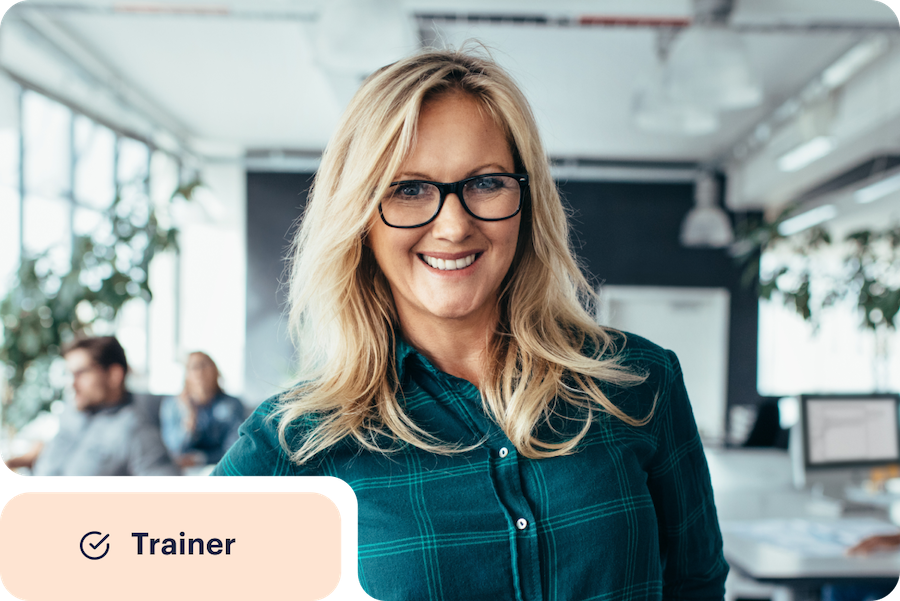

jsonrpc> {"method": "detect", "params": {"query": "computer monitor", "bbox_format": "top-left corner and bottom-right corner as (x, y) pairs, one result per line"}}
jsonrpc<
(788, 393), (900, 500)
(801, 394), (900, 471)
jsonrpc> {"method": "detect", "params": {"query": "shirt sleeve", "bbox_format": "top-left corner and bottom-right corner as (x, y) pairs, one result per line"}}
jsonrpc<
(211, 398), (303, 476)
(646, 349), (729, 601)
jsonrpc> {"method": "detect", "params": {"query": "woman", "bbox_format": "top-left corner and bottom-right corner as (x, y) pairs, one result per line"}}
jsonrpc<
(160, 351), (244, 468)
(214, 48), (728, 600)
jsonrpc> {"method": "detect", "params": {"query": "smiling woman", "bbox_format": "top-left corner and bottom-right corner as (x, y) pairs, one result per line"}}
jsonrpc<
(213, 48), (728, 601)
(366, 93), (523, 383)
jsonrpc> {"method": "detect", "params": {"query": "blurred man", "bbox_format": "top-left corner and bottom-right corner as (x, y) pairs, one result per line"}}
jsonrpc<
(4, 336), (179, 476)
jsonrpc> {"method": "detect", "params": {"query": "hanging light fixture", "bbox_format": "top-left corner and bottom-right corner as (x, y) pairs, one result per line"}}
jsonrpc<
(314, 0), (417, 76)
(680, 171), (735, 248)
(632, 28), (719, 136)
(633, 60), (720, 136)
(667, 25), (763, 111)
(662, 0), (763, 112)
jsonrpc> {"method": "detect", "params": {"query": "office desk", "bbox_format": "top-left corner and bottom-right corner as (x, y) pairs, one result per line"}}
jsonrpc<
(722, 525), (900, 600)
(706, 448), (900, 601)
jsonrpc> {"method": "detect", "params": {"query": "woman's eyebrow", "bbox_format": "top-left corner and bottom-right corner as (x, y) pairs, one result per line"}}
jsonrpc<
(395, 163), (510, 181)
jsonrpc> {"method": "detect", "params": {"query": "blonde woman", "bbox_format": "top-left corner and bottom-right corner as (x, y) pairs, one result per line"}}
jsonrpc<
(160, 351), (244, 468)
(214, 49), (728, 600)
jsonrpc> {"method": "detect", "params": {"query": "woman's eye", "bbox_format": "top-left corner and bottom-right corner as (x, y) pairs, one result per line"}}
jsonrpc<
(466, 177), (504, 194)
(394, 183), (425, 198)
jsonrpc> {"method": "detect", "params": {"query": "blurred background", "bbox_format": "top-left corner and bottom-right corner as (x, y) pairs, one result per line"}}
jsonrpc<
(4, 0), (898, 439)
(2, 0), (900, 597)
(1, 0), (899, 439)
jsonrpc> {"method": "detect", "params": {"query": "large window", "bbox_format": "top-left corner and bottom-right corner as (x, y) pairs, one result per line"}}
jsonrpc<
(0, 75), (19, 300)
(757, 240), (900, 396)
(0, 76), (180, 398)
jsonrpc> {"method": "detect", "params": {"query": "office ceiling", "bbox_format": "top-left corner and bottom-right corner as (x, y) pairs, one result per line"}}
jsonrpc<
(3, 0), (900, 209)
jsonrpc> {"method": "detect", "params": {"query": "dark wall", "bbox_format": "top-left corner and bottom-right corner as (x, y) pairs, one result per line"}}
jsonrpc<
(245, 173), (761, 411)
(244, 172), (314, 404)
(558, 180), (761, 410)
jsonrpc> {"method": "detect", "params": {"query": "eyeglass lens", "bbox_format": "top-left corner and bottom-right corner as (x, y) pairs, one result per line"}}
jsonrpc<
(382, 174), (521, 227)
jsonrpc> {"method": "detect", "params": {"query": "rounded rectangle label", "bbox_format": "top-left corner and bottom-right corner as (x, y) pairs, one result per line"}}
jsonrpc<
(0, 493), (341, 601)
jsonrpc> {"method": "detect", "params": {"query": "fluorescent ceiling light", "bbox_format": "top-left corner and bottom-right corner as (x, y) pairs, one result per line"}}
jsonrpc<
(822, 36), (888, 90)
(777, 136), (834, 172)
(854, 172), (900, 204)
(777, 205), (838, 236)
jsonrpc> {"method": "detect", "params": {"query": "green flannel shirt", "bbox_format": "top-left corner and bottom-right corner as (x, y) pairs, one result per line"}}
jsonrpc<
(213, 333), (728, 600)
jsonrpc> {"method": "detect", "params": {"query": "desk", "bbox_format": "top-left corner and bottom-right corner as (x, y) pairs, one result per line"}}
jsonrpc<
(722, 525), (900, 600)
(706, 448), (900, 601)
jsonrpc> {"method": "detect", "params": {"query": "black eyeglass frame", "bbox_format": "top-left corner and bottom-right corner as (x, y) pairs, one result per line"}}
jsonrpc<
(379, 173), (529, 229)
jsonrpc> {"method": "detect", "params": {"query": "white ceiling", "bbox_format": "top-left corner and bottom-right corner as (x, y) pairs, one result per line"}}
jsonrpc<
(3, 1), (899, 183)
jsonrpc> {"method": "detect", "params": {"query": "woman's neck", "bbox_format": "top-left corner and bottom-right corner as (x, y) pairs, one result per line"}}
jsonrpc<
(399, 313), (496, 389)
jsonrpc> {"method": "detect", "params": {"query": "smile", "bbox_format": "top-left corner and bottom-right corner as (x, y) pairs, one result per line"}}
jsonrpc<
(420, 253), (479, 271)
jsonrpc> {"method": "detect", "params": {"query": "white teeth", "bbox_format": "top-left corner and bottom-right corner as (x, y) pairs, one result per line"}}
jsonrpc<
(422, 253), (477, 271)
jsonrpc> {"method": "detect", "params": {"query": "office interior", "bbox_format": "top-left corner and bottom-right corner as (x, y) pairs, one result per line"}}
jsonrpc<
(1, 0), (900, 599)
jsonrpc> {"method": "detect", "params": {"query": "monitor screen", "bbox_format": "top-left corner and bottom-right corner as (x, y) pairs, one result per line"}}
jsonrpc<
(802, 395), (900, 469)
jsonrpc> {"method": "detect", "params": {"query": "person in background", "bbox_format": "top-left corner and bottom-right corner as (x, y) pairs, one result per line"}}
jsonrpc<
(3, 336), (179, 476)
(847, 532), (900, 555)
(816, 533), (900, 601)
(160, 351), (244, 469)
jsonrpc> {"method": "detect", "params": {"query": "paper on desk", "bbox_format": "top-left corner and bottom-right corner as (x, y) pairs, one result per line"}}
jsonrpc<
(722, 518), (900, 557)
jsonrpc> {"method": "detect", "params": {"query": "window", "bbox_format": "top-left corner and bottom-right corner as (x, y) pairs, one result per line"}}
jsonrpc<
(0, 74), (181, 415)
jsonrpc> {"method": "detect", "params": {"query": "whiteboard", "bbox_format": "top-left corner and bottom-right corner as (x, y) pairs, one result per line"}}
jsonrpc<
(596, 286), (730, 442)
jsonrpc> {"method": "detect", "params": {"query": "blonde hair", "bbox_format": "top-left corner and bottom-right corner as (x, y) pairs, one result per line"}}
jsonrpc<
(279, 47), (649, 464)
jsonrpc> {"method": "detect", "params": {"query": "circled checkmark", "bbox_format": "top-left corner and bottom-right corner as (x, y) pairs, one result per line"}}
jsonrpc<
(80, 531), (110, 560)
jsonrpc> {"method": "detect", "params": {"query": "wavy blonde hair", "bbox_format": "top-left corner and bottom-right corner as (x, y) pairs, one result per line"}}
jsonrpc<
(278, 47), (649, 464)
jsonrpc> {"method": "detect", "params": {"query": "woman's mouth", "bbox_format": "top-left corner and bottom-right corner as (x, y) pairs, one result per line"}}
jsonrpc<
(419, 253), (479, 271)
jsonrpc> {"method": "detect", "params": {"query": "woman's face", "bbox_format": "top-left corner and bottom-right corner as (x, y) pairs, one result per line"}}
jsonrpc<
(185, 353), (218, 404)
(367, 92), (521, 332)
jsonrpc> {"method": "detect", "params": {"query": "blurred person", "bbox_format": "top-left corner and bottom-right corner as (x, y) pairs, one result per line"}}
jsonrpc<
(815, 533), (900, 601)
(159, 351), (244, 468)
(214, 48), (727, 600)
(3, 336), (179, 476)
(847, 532), (900, 555)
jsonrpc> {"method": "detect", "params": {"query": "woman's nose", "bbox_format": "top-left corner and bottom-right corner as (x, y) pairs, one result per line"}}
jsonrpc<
(430, 193), (474, 241)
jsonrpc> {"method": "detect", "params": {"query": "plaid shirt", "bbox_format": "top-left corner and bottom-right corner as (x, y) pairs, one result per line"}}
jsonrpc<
(213, 333), (728, 600)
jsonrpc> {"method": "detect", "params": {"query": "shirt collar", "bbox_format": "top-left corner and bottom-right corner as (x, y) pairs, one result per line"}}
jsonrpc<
(395, 336), (418, 381)
(395, 334), (454, 384)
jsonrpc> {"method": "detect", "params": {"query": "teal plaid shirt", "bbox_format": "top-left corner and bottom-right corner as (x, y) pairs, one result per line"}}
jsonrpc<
(213, 333), (728, 600)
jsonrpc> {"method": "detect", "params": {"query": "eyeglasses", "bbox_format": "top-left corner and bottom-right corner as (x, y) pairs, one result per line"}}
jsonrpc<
(379, 173), (528, 228)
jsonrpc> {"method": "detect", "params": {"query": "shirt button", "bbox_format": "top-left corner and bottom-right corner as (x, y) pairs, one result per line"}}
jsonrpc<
(499, 447), (509, 458)
(516, 518), (528, 530)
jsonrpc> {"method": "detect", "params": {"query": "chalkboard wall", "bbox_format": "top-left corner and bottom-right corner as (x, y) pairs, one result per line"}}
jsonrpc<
(245, 172), (762, 424)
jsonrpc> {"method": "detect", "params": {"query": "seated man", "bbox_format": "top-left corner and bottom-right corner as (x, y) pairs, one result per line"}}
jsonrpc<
(4, 336), (179, 476)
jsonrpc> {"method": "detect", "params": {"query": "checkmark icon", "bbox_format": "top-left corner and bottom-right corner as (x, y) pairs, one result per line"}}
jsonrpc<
(80, 531), (111, 560)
